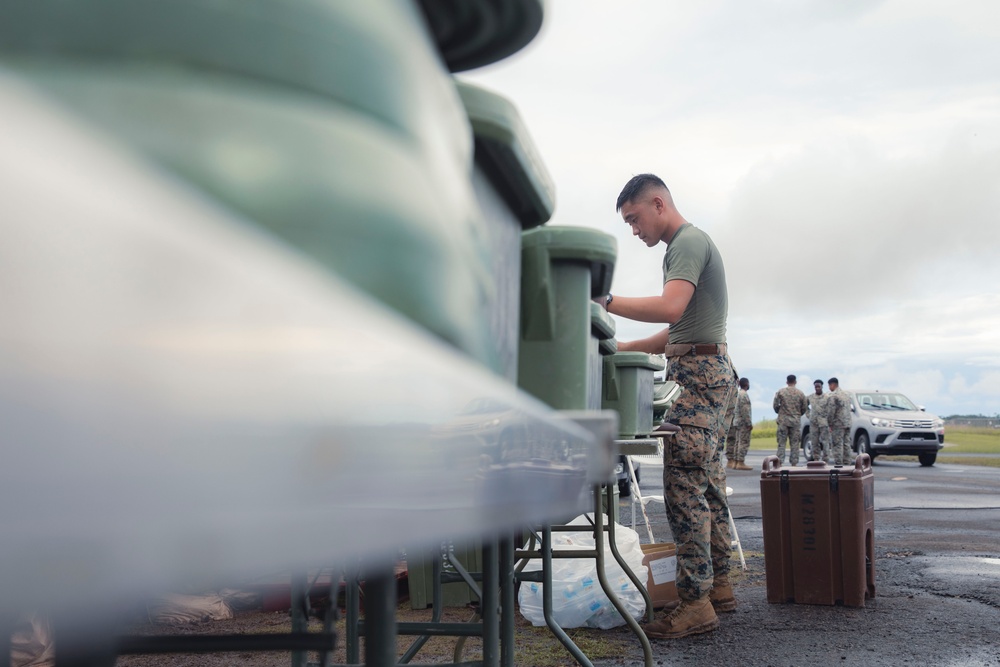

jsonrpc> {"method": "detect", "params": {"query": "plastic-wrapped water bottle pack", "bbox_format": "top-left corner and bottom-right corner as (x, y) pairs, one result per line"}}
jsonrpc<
(517, 514), (648, 629)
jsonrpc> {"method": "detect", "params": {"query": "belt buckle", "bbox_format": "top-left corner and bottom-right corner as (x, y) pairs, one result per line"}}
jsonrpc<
(689, 344), (698, 356)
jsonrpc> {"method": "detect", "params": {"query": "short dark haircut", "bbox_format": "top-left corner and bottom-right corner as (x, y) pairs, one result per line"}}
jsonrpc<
(616, 173), (669, 212)
(828, 377), (839, 385)
(787, 374), (797, 383)
(739, 377), (749, 389)
(814, 379), (823, 386)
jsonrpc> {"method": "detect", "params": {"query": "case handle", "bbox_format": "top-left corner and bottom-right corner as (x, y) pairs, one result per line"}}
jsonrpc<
(761, 455), (781, 474)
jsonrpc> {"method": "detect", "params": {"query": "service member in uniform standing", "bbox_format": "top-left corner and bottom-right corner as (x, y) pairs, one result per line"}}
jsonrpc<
(807, 379), (832, 463)
(603, 174), (737, 639)
(773, 374), (808, 466)
(826, 377), (853, 465)
(721, 390), (738, 468)
(727, 378), (753, 470)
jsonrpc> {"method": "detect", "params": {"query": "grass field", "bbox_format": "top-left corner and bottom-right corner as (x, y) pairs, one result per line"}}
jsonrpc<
(746, 421), (1000, 467)
(943, 426), (1000, 451)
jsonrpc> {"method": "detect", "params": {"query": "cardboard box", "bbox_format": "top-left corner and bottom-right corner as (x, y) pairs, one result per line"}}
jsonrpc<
(640, 542), (679, 609)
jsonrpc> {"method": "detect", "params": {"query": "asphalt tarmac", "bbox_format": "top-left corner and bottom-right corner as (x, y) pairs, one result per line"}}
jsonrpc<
(604, 450), (1000, 667)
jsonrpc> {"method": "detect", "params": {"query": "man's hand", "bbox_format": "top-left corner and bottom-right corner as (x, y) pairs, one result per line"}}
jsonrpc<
(617, 327), (671, 355)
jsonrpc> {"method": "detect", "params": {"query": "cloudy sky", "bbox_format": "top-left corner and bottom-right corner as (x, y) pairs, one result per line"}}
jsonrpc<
(462, 0), (1000, 420)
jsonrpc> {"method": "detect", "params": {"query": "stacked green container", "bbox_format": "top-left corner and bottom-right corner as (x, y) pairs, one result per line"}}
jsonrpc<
(420, 0), (545, 73)
(603, 352), (667, 439)
(588, 304), (620, 517)
(653, 379), (684, 423)
(589, 302), (617, 410)
(0, 0), (498, 368)
(407, 81), (556, 609)
(457, 82), (555, 382)
(407, 543), (484, 610)
(518, 226), (617, 409)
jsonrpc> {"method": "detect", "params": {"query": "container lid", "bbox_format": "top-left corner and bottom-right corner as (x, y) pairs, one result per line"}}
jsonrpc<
(760, 455), (873, 478)
(522, 226), (617, 297)
(590, 302), (616, 340)
(0, 1), (473, 173)
(599, 337), (618, 356)
(653, 380), (682, 406)
(417, 0), (544, 73)
(608, 351), (666, 371)
(457, 82), (555, 229)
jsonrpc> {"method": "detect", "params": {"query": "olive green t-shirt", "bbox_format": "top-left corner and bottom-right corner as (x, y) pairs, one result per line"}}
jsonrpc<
(661, 223), (728, 344)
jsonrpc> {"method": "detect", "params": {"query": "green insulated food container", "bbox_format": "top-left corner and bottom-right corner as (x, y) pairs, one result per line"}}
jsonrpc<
(457, 81), (556, 382)
(602, 352), (667, 438)
(589, 302), (617, 410)
(518, 226), (616, 410)
(407, 541), (484, 610)
(653, 379), (683, 423)
(0, 0), (499, 368)
(418, 0), (545, 73)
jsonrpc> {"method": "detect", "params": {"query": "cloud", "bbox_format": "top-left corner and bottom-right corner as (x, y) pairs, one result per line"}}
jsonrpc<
(718, 138), (1000, 314)
(462, 0), (1000, 418)
(947, 370), (1000, 411)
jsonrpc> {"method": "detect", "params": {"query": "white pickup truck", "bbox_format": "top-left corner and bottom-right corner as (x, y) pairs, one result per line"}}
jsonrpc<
(801, 390), (945, 466)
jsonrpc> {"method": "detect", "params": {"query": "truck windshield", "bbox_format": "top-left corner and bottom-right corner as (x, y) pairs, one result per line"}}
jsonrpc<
(855, 393), (918, 411)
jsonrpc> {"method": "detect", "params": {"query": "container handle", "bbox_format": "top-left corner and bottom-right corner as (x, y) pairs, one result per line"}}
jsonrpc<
(854, 453), (871, 474)
(762, 455), (781, 474)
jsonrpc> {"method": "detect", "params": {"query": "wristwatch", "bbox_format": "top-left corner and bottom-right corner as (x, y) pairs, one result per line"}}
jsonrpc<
(605, 293), (613, 307)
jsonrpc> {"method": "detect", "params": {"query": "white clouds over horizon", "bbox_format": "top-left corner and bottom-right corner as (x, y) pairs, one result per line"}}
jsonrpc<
(719, 136), (1000, 314)
(463, 0), (1000, 416)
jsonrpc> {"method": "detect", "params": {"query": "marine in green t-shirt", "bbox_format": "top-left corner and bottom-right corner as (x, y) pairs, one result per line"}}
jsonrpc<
(600, 175), (728, 352)
(660, 223), (728, 345)
(600, 173), (737, 641)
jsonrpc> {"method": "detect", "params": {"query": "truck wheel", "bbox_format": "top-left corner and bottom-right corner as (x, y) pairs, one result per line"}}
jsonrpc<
(918, 452), (937, 467)
(855, 431), (875, 460)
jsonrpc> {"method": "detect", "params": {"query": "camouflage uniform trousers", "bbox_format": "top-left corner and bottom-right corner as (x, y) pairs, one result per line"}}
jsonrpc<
(724, 423), (737, 461)
(662, 352), (738, 601)
(831, 426), (852, 465)
(775, 418), (803, 466)
(733, 425), (752, 463)
(810, 420), (832, 462)
(721, 392), (737, 461)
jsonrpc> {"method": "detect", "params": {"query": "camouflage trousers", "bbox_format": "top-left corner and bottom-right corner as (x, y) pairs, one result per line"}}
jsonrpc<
(724, 423), (737, 460)
(729, 425), (752, 463)
(776, 421), (802, 466)
(810, 421), (832, 462)
(662, 352), (737, 601)
(830, 426), (852, 465)
(724, 423), (751, 462)
(720, 390), (737, 458)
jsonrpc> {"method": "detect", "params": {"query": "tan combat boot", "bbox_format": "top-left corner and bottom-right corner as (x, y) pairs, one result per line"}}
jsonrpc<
(726, 459), (735, 469)
(734, 459), (752, 471)
(709, 573), (737, 612)
(643, 597), (719, 639)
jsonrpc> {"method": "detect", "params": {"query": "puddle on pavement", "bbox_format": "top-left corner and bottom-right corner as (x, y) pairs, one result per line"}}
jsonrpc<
(920, 556), (1000, 579)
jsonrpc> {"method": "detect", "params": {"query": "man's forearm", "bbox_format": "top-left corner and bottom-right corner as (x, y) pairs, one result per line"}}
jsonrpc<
(608, 295), (677, 324)
(606, 279), (695, 325)
(617, 327), (671, 354)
